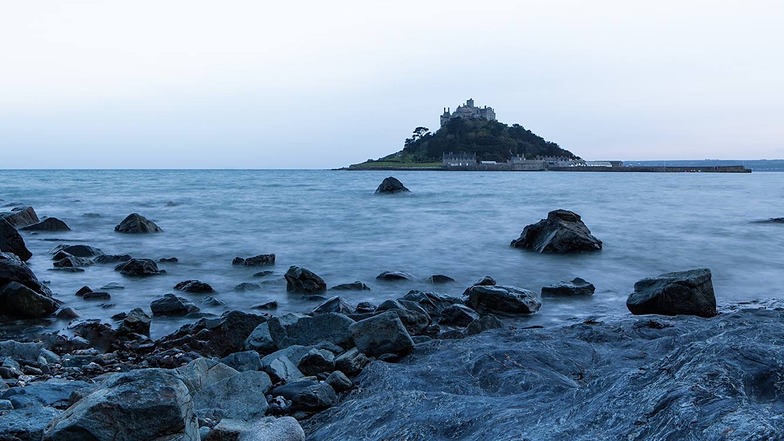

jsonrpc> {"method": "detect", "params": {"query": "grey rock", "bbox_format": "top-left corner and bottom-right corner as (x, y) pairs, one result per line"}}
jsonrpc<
(92, 254), (132, 264)
(334, 348), (370, 376)
(252, 300), (278, 310)
(203, 416), (305, 441)
(81, 291), (110, 300)
(233, 254), (276, 266)
(220, 351), (263, 372)
(329, 281), (371, 291)
(53, 255), (93, 268)
(150, 293), (200, 316)
(439, 304), (481, 327)
(297, 349), (336, 376)
(375, 176), (410, 194)
(0, 281), (59, 318)
(284, 266), (326, 294)
(268, 313), (355, 349)
(262, 346), (317, 369)
(114, 212), (163, 233)
(202, 296), (225, 306)
(1, 379), (92, 409)
(0, 341), (43, 362)
(511, 209), (602, 253)
(270, 378), (337, 411)
(174, 279), (215, 293)
(50, 244), (104, 258)
(193, 370), (271, 421)
(402, 290), (463, 317)
(244, 322), (276, 354)
(312, 296), (354, 315)
(0, 206), (40, 228)
(474, 275), (496, 286)
(100, 282), (125, 290)
(234, 282), (261, 292)
(542, 277), (596, 296)
(176, 358), (240, 394)
(375, 299), (431, 335)
(376, 271), (414, 281)
(349, 311), (415, 357)
(43, 369), (198, 441)
(626, 268), (718, 318)
(159, 256), (179, 263)
(355, 302), (376, 314)
(0, 404), (59, 441)
(0, 219), (32, 261)
(115, 258), (164, 276)
(264, 355), (304, 384)
(466, 284), (542, 315)
(464, 314), (504, 335)
(326, 371), (353, 392)
(252, 270), (274, 278)
(427, 274), (455, 284)
(56, 307), (81, 320)
(21, 217), (71, 232)
(117, 308), (151, 337)
(157, 311), (267, 358)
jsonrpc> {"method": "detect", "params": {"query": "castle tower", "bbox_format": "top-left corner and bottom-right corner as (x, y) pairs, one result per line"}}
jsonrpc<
(467, 98), (474, 108)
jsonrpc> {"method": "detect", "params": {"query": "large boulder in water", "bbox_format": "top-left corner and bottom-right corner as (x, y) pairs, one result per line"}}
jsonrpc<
(541, 277), (596, 296)
(511, 209), (602, 253)
(375, 176), (410, 194)
(626, 268), (717, 318)
(0, 206), (40, 228)
(465, 284), (541, 315)
(43, 368), (199, 441)
(0, 251), (51, 296)
(0, 219), (32, 261)
(115, 258), (164, 277)
(0, 281), (59, 318)
(157, 311), (268, 357)
(50, 244), (104, 258)
(150, 294), (200, 316)
(114, 213), (163, 233)
(285, 266), (326, 294)
(21, 217), (71, 232)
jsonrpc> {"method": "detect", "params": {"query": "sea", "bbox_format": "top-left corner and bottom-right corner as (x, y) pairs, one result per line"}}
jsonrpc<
(2, 169), (783, 339)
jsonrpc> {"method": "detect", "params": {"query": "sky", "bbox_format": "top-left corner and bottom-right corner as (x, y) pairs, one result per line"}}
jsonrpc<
(1, 0), (783, 168)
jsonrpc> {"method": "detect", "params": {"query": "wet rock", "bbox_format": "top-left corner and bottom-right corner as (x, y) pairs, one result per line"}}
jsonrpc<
(312, 296), (354, 315)
(50, 244), (104, 258)
(150, 293), (200, 316)
(157, 311), (268, 357)
(117, 308), (151, 337)
(2, 378), (93, 409)
(542, 277), (596, 296)
(0, 206), (39, 228)
(252, 300), (278, 311)
(355, 302), (376, 314)
(176, 358), (239, 394)
(375, 176), (410, 194)
(349, 311), (415, 357)
(56, 307), (81, 320)
(0, 281), (59, 318)
(285, 266), (327, 294)
(439, 304), (481, 327)
(511, 209), (602, 253)
(264, 355), (304, 384)
(297, 348), (336, 376)
(268, 313), (355, 349)
(174, 279), (215, 293)
(21, 217), (71, 232)
(234, 282), (261, 292)
(466, 284), (542, 315)
(0, 219), (32, 261)
(427, 274), (455, 284)
(114, 212), (163, 233)
(626, 268), (718, 318)
(203, 416), (305, 441)
(271, 378), (338, 411)
(202, 296), (225, 306)
(115, 258), (164, 276)
(82, 291), (110, 300)
(0, 405), (59, 441)
(220, 351), (263, 372)
(43, 369), (198, 441)
(464, 314), (504, 335)
(69, 320), (116, 352)
(376, 271), (414, 281)
(193, 370), (272, 420)
(158, 256), (179, 263)
(326, 371), (353, 392)
(330, 281), (371, 291)
(375, 299), (431, 335)
(53, 255), (92, 268)
(92, 254), (132, 264)
(100, 282), (125, 290)
(253, 270), (274, 278)
(233, 254), (276, 266)
(245, 322), (276, 354)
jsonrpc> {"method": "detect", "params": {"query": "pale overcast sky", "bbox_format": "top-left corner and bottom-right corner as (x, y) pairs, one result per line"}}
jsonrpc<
(1, 1), (783, 168)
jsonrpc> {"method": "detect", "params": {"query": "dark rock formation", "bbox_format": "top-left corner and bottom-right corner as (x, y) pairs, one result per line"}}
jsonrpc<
(0, 251), (52, 296)
(21, 217), (71, 232)
(271, 378), (338, 411)
(297, 348), (336, 376)
(50, 244), (104, 258)
(117, 308), (151, 337)
(542, 277), (596, 296)
(376, 271), (414, 281)
(285, 266), (326, 294)
(268, 313), (355, 349)
(234, 282), (261, 292)
(0, 219), (32, 261)
(439, 304), (481, 327)
(43, 369), (198, 441)
(349, 311), (414, 357)
(511, 209), (602, 253)
(114, 213), (163, 233)
(174, 279), (215, 293)
(312, 296), (354, 315)
(115, 258), (164, 277)
(427, 274), (455, 284)
(150, 294), (200, 316)
(753, 217), (784, 224)
(158, 257), (179, 263)
(192, 370), (271, 421)
(53, 255), (93, 268)
(92, 254), (132, 264)
(375, 300), (431, 335)
(82, 291), (110, 300)
(0, 281), (59, 318)
(465, 284), (542, 315)
(626, 268), (717, 318)
(203, 417), (305, 441)
(157, 311), (267, 357)
(375, 176), (410, 194)
(330, 281), (371, 291)
(233, 254), (276, 266)
(0, 206), (40, 228)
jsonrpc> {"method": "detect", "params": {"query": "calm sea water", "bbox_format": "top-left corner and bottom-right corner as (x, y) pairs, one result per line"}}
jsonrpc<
(2, 170), (783, 338)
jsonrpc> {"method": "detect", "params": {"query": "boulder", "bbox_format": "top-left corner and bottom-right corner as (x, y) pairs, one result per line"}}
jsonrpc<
(330, 281), (371, 291)
(427, 274), (455, 284)
(466, 285), (542, 315)
(203, 417), (305, 441)
(42, 369), (199, 441)
(21, 217), (71, 232)
(253, 270), (274, 278)
(53, 255), (93, 268)
(159, 257), (179, 263)
(402, 290), (463, 318)
(511, 209), (602, 253)
(0, 281), (59, 318)
(234, 282), (261, 292)
(284, 266), (326, 294)
(117, 308), (151, 337)
(220, 351), (263, 372)
(0, 405), (59, 441)
(192, 370), (272, 421)
(158, 311), (268, 357)
(626, 268), (718, 318)
(439, 304), (481, 327)
(244, 322), (276, 354)
(297, 348), (336, 376)
(50, 244), (104, 258)
(349, 311), (415, 357)
(464, 314), (504, 335)
(312, 296), (354, 315)
(0, 206), (39, 228)
(82, 291), (110, 300)
(233, 254), (276, 266)
(375, 176), (410, 194)
(114, 213), (163, 233)
(2, 378), (93, 410)
(264, 355), (304, 384)
(375, 300), (431, 335)
(115, 258), (164, 277)
(326, 371), (353, 393)
(174, 279), (215, 293)
(355, 302), (376, 314)
(376, 271), (414, 281)
(270, 378), (338, 411)
(150, 293), (200, 316)
(93, 254), (132, 264)
(175, 358), (240, 394)
(0, 219), (32, 261)
(542, 277), (596, 296)
(268, 313), (355, 349)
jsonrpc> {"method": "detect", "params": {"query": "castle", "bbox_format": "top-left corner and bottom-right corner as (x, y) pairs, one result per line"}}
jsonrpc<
(440, 98), (496, 127)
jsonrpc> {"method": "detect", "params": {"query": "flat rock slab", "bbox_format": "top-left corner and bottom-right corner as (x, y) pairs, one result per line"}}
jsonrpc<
(541, 277), (596, 296)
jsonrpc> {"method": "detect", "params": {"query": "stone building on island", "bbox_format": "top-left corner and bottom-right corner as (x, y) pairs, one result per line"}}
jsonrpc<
(440, 98), (496, 127)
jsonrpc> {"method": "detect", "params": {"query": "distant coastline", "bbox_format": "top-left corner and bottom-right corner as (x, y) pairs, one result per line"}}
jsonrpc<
(339, 160), (765, 173)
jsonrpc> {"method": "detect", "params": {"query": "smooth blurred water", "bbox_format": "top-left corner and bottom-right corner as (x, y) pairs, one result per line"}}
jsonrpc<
(2, 170), (783, 338)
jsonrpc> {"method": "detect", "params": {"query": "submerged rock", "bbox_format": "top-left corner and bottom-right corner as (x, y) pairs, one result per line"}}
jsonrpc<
(0, 219), (32, 261)
(115, 258), (164, 277)
(174, 279), (215, 293)
(375, 176), (410, 194)
(50, 244), (104, 258)
(285, 266), (327, 294)
(542, 277), (596, 297)
(114, 213), (163, 233)
(330, 281), (371, 291)
(92, 254), (132, 264)
(312, 296), (354, 315)
(427, 274), (455, 284)
(0, 206), (40, 228)
(150, 294), (200, 316)
(465, 284), (541, 315)
(20, 217), (71, 232)
(511, 209), (602, 253)
(626, 268), (718, 318)
(233, 254), (276, 266)
(376, 271), (414, 281)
